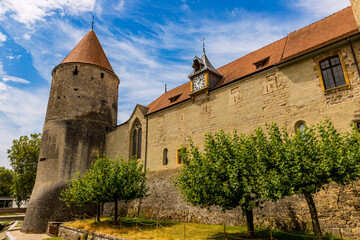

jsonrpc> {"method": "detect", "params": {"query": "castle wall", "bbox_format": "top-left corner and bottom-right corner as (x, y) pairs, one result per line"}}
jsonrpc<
(104, 169), (360, 240)
(104, 38), (360, 238)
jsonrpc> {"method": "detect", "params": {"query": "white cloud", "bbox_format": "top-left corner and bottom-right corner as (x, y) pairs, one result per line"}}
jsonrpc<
(0, 62), (29, 84)
(0, 81), (48, 168)
(23, 33), (30, 40)
(0, 0), (96, 27)
(291, 0), (350, 17)
(0, 32), (6, 42)
(2, 76), (29, 84)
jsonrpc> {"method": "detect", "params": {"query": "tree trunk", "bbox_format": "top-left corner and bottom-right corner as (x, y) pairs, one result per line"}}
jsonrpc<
(303, 192), (322, 239)
(244, 208), (255, 238)
(96, 204), (101, 223)
(114, 199), (119, 224)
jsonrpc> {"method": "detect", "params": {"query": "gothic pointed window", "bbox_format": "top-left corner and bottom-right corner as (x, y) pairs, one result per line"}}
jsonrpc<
(132, 121), (142, 158)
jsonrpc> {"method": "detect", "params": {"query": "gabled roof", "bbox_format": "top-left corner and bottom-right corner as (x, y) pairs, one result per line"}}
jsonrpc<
(61, 30), (114, 73)
(188, 51), (223, 78)
(145, 6), (358, 115)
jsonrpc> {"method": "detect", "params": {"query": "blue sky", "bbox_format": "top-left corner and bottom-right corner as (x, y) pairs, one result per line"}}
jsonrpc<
(0, 0), (351, 168)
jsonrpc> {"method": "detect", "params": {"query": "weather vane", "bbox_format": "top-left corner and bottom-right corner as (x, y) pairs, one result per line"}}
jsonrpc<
(201, 37), (206, 53)
(91, 15), (95, 30)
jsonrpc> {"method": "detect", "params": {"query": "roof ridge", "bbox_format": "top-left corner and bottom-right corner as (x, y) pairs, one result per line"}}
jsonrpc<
(288, 6), (351, 35)
(217, 37), (287, 71)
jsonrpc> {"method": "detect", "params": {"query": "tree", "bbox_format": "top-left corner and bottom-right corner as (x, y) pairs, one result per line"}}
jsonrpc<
(61, 155), (148, 223)
(7, 133), (41, 207)
(0, 167), (14, 197)
(110, 157), (148, 224)
(265, 119), (360, 238)
(175, 130), (267, 237)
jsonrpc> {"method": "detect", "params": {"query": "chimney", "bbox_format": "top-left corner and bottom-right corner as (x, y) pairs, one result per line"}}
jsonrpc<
(351, 0), (360, 30)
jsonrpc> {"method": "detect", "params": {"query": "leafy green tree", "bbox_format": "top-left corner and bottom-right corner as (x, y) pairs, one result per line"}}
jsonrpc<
(7, 133), (41, 207)
(0, 167), (14, 197)
(61, 155), (148, 224)
(265, 119), (360, 238)
(175, 130), (267, 237)
(110, 157), (148, 224)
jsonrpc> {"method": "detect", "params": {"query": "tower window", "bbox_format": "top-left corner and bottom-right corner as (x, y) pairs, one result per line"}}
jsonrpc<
(163, 148), (168, 165)
(132, 121), (142, 159)
(319, 56), (347, 90)
(101, 73), (104, 78)
(73, 66), (78, 75)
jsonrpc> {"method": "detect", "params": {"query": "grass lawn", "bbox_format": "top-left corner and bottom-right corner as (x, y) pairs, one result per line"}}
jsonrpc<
(64, 217), (346, 240)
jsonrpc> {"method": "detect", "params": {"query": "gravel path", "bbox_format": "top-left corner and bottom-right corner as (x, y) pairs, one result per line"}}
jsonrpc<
(7, 227), (50, 240)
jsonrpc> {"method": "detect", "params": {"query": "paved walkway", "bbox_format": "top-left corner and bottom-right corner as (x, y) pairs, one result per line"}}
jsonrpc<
(8, 228), (50, 240)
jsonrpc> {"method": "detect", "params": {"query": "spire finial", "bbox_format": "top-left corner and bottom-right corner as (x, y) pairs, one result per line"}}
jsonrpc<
(91, 15), (95, 30)
(201, 37), (206, 54)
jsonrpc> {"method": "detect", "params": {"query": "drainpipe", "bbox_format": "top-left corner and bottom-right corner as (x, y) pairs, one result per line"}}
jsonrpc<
(348, 37), (360, 78)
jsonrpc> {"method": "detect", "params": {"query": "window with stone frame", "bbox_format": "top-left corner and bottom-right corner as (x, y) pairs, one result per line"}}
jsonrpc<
(319, 56), (347, 90)
(132, 121), (142, 159)
(176, 147), (186, 164)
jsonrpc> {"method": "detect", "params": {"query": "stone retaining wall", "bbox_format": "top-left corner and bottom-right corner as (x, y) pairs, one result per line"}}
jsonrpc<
(58, 225), (129, 240)
(103, 168), (360, 240)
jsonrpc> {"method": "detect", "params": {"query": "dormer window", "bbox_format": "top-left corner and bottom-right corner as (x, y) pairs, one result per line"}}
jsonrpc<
(169, 94), (181, 103)
(253, 57), (270, 70)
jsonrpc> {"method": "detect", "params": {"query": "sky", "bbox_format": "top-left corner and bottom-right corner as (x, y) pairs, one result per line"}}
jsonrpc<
(0, 0), (352, 168)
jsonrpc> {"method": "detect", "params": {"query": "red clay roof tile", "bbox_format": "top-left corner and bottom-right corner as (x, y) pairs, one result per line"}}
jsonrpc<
(61, 30), (114, 73)
(146, 7), (358, 115)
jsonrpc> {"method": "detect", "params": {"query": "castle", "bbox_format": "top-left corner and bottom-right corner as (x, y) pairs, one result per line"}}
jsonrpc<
(22, 1), (360, 238)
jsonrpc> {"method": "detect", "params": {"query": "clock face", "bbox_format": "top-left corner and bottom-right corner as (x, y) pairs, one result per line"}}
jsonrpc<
(192, 74), (205, 91)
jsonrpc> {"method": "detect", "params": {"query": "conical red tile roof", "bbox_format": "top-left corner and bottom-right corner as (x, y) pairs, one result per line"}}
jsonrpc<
(61, 30), (114, 72)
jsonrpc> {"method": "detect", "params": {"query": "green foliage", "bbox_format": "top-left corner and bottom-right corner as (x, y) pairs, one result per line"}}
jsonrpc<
(7, 133), (41, 206)
(0, 167), (14, 197)
(175, 130), (269, 235)
(175, 119), (360, 237)
(61, 155), (148, 221)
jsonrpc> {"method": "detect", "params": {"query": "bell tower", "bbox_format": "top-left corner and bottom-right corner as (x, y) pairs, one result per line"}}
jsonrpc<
(22, 30), (119, 233)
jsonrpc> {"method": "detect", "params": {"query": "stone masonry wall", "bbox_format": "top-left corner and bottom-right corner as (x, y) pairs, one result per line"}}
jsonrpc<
(104, 169), (360, 240)
(104, 40), (360, 239)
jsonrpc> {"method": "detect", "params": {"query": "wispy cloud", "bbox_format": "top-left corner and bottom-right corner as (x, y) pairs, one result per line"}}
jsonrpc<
(0, 62), (29, 84)
(0, 31), (6, 42)
(0, 81), (48, 168)
(290, 0), (350, 17)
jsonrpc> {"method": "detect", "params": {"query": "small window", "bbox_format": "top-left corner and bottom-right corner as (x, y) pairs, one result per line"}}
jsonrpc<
(253, 57), (269, 70)
(101, 73), (104, 78)
(295, 120), (306, 133)
(73, 66), (78, 75)
(169, 94), (181, 103)
(319, 56), (346, 90)
(163, 148), (168, 165)
(176, 147), (187, 164)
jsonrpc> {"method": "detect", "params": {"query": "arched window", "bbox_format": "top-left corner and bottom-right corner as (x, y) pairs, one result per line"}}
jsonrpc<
(132, 121), (142, 158)
(295, 120), (306, 133)
(163, 148), (168, 165)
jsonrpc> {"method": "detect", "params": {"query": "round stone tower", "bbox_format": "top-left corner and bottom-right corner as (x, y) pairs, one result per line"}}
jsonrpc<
(22, 30), (119, 233)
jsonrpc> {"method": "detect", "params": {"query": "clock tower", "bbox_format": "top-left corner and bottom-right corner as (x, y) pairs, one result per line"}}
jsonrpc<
(188, 48), (223, 99)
